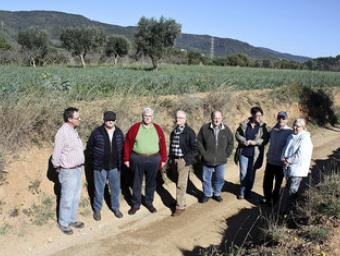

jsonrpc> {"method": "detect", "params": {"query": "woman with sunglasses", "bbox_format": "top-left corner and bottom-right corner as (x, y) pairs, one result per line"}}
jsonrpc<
(235, 106), (269, 199)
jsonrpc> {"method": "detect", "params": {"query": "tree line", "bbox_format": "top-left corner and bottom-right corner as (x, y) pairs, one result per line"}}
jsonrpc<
(0, 16), (339, 71)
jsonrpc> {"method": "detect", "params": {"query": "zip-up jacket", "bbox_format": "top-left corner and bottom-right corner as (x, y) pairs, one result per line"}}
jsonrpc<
(169, 125), (200, 166)
(86, 125), (124, 171)
(197, 122), (234, 166)
(234, 118), (269, 169)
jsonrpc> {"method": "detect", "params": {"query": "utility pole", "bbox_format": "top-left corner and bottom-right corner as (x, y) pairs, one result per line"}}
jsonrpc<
(210, 36), (214, 59)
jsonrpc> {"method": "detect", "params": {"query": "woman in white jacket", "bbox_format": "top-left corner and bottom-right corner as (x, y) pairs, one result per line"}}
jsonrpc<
(281, 118), (313, 212)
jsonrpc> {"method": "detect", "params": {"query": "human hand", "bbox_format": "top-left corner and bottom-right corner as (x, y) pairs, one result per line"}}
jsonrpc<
(124, 161), (130, 168)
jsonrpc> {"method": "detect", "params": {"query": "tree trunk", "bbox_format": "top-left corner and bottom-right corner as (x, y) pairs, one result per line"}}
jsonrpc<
(114, 55), (118, 65)
(79, 53), (86, 68)
(31, 57), (36, 68)
(151, 56), (157, 70)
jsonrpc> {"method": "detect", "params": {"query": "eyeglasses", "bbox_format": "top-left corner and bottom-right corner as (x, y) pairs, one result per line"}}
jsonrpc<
(72, 116), (81, 120)
(277, 116), (286, 120)
(176, 116), (186, 119)
(293, 124), (303, 128)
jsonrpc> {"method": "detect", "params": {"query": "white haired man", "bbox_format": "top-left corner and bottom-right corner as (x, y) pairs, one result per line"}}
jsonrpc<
(123, 108), (167, 215)
(169, 110), (199, 216)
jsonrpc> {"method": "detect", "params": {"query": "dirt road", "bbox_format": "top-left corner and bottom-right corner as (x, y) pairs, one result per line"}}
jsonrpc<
(1, 128), (339, 256)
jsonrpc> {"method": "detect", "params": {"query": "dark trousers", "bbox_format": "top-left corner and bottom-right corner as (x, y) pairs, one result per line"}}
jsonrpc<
(130, 153), (161, 208)
(262, 163), (284, 203)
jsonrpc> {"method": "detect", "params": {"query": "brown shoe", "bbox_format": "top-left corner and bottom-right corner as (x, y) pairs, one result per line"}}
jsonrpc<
(128, 207), (139, 215)
(171, 208), (185, 217)
(145, 204), (157, 213)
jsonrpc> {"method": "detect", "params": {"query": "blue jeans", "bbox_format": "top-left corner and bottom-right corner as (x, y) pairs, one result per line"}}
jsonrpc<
(58, 168), (82, 227)
(239, 155), (256, 197)
(202, 164), (226, 197)
(93, 168), (121, 213)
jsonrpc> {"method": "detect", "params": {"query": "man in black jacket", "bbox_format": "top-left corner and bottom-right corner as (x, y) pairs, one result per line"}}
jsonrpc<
(169, 110), (199, 217)
(197, 111), (234, 203)
(87, 111), (124, 221)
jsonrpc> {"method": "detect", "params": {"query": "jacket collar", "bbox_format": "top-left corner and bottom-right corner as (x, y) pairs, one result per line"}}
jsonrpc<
(209, 122), (225, 130)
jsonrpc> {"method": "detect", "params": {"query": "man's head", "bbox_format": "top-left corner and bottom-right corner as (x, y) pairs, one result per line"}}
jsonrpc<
(293, 118), (306, 134)
(63, 107), (80, 128)
(277, 111), (288, 127)
(250, 106), (263, 123)
(103, 111), (116, 129)
(142, 107), (154, 125)
(175, 110), (187, 126)
(211, 111), (223, 127)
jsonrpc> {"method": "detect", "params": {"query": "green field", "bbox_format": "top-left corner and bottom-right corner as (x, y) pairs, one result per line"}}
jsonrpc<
(1, 64), (340, 100)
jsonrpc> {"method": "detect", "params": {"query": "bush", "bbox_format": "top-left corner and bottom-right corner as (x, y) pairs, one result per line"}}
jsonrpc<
(30, 195), (55, 225)
(299, 87), (338, 126)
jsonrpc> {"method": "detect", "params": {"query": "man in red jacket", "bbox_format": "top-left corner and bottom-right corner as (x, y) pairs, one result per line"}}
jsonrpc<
(124, 107), (167, 215)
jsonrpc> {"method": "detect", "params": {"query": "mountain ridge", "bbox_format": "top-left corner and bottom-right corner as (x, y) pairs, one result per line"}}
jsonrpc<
(0, 10), (310, 62)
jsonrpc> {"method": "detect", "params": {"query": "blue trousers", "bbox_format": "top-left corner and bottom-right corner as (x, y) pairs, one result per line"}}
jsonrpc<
(58, 168), (82, 227)
(202, 164), (226, 197)
(239, 155), (257, 197)
(93, 168), (121, 213)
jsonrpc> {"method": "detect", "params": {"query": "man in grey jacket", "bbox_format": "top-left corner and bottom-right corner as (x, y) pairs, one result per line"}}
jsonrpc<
(197, 111), (234, 203)
(261, 111), (292, 205)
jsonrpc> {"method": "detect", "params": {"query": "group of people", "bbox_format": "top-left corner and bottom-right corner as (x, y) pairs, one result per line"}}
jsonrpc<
(51, 106), (313, 235)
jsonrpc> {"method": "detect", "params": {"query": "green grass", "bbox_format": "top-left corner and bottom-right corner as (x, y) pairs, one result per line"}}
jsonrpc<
(1, 64), (340, 100)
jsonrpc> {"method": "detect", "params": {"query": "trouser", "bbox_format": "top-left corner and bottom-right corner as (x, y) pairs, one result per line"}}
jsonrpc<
(93, 168), (121, 213)
(285, 176), (303, 212)
(130, 153), (161, 208)
(58, 168), (82, 227)
(171, 158), (191, 209)
(239, 155), (256, 197)
(202, 164), (226, 197)
(263, 163), (284, 203)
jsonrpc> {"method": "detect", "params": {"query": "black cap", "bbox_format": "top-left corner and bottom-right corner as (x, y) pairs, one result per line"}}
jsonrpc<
(103, 111), (116, 121)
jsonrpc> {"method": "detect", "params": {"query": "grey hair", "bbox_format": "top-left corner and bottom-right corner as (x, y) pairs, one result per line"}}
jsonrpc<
(211, 110), (222, 119)
(176, 110), (187, 119)
(294, 118), (306, 129)
(142, 107), (154, 116)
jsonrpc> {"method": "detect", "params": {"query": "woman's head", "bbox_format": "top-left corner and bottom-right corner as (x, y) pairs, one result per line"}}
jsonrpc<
(250, 106), (263, 123)
(293, 118), (306, 134)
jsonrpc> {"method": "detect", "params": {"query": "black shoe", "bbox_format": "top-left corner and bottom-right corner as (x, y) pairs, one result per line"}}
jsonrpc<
(58, 224), (73, 235)
(259, 198), (268, 205)
(69, 221), (84, 229)
(201, 196), (210, 203)
(93, 212), (101, 221)
(128, 207), (140, 215)
(145, 204), (157, 213)
(112, 209), (123, 218)
(213, 195), (223, 202)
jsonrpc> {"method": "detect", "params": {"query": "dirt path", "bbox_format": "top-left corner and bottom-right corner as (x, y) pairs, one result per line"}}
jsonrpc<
(1, 128), (339, 256)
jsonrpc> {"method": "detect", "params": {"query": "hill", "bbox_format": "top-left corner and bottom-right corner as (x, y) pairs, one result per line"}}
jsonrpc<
(0, 10), (310, 62)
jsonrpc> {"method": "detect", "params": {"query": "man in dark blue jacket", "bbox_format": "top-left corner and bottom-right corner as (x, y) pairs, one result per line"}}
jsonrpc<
(87, 111), (124, 221)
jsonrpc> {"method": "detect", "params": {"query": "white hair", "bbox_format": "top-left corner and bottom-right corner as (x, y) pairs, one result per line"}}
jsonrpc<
(176, 110), (187, 119)
(294, 118), (306, 129)
(142, 107), (154, 116)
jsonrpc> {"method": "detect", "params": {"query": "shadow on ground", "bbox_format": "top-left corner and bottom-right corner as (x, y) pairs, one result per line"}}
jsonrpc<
(181, 148), (340, 255)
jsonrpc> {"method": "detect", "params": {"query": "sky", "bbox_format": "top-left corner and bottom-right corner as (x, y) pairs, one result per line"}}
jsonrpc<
(1, 0), (340, 58)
